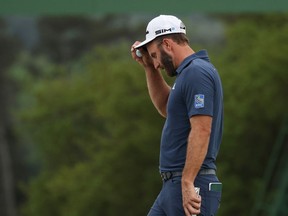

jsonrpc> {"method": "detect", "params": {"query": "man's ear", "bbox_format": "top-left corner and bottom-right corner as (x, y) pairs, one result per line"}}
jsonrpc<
(162, 38), (172, 51)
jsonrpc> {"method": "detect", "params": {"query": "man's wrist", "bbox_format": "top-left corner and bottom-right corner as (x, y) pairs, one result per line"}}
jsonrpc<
(181, 173), (195, 186)
(144, 66), (159, 74)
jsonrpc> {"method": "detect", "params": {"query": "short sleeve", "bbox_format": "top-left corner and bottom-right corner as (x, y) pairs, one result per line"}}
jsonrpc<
(181, 64), (214, 118)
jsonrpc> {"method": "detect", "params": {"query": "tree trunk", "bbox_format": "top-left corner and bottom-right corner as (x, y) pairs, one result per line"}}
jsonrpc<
(0, 21), (20, 216)
(0, 124), (17, 216)
(0, 65), (17, 216)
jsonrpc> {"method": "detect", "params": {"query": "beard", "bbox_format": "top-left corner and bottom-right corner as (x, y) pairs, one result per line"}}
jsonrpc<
(160, 47), (177, 77)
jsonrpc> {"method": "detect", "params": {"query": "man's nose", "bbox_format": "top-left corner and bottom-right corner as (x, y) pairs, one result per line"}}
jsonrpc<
(153, 60), (160, 70)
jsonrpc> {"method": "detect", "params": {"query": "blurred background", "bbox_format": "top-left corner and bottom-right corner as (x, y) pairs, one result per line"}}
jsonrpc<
(0, 1), (288, 216)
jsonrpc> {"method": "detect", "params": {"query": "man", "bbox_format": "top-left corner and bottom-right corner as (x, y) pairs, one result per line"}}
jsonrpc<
(131, 15), (223, 216)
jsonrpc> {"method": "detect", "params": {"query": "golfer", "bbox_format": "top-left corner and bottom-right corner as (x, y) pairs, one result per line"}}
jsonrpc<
(131, 15), (223, 216)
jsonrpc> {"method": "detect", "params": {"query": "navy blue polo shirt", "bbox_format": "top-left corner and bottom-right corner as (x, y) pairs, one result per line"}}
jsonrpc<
(159, 50), (223, 172)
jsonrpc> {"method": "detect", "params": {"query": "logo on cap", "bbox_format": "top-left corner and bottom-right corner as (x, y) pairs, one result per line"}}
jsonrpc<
(155, 28), (174, 35)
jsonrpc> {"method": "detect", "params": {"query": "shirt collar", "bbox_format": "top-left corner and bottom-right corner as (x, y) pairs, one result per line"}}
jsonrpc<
(176, 50), (210, 75)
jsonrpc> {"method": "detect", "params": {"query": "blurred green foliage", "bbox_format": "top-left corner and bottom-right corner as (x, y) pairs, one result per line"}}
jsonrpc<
(215, 14), (288, 215)
(5, 14), (288, 216)
(11, 44), (164, 215)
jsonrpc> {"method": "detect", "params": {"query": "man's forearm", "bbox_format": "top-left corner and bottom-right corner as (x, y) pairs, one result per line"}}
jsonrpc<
(145, 67), (170, 117)
(182, 116), (212, 184)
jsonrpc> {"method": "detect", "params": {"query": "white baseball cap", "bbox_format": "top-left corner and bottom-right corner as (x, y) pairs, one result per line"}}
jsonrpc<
(135, 15), (186, 49)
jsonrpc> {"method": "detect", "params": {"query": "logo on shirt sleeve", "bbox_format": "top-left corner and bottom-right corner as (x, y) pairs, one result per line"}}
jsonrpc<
(194, 94), (205, 108)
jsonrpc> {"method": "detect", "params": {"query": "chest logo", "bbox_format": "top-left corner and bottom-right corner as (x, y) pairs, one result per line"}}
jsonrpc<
(194, 94), (205, 108)
(172, 83), (176, 90)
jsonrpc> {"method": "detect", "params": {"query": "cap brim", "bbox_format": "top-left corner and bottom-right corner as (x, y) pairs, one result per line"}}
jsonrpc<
(135, 31), (185, 49)
(135, 37), (154, 49)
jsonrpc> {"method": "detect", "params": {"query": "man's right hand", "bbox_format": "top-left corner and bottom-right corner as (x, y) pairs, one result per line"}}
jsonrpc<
(130, 42), (154, 69)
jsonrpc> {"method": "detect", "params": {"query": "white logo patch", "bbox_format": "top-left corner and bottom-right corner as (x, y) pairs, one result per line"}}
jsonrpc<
(194, 94), (205, 108)
(172, 83), (176, 90)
